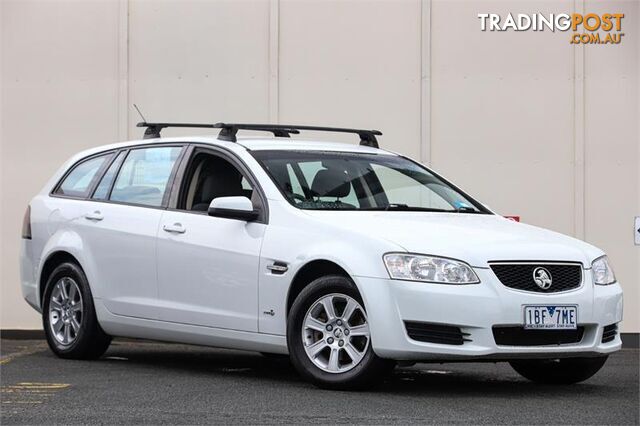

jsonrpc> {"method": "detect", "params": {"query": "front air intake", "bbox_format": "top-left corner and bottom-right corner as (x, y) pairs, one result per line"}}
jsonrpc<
(493, 326), (584, 346)
(602, 323), (618, 343)
(404, 321), (471, 345)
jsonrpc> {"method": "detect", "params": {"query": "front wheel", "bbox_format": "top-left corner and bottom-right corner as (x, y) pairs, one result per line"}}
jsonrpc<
(287, 275), (394, 390)
(509, 356), (608, 384)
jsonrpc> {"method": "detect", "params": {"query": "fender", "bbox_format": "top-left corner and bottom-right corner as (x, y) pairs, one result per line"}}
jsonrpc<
(38, 229), (103, 308)
(257, 215), (404, 337)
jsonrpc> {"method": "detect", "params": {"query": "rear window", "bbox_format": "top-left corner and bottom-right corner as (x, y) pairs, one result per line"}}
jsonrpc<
(54, 154), (112, 198)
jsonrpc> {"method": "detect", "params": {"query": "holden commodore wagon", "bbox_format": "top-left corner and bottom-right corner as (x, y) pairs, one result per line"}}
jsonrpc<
(20, 122), (623, 389)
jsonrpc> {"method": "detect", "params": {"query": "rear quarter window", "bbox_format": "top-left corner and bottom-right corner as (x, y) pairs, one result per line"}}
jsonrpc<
(54, 154), (112, 198)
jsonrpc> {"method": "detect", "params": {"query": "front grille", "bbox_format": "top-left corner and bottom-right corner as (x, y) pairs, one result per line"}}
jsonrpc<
(602, 323), (618, 343)
(490, 263), (582, 293)
(404, 321), (471, 345)
(493, 326), (584, 346)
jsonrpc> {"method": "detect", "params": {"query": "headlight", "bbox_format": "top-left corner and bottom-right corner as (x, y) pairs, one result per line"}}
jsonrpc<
(592, 255), (616, 285)
(383, 253), (480, 284)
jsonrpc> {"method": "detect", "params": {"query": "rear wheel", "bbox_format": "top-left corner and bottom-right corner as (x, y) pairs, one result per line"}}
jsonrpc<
(287, 275), (394, 390)
(509, 356), (608, 384)
(42, 262), (111, 359)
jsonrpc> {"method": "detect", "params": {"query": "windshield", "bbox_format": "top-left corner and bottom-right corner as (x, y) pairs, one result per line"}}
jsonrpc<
(252, 150), (489, 213)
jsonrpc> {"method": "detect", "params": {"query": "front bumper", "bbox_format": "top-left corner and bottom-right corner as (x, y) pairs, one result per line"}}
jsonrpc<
(355, 268), (623, 361)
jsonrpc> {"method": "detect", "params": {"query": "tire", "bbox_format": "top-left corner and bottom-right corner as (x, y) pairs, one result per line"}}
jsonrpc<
(509, 356), (608, 384)
(287, 275), (394, 390)
(42, 262), (111, 360)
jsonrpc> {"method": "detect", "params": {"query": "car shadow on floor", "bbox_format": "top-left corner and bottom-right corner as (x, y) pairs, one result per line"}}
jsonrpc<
(98, 340), (612, 397)
(102, 341), (302, 383)
(380, 367), (609, 397)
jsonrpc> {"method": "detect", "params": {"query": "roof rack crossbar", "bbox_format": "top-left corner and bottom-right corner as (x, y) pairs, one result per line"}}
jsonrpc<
(214, 124), (301, 142)
(136, 122), (299, 140)
(136, 122), (382, 147)
(214, 123), (382, 147)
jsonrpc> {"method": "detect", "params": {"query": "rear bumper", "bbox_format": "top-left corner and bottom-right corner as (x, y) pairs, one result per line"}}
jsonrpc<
(356, 268), (623, 361)
(20, 239), (40, 312)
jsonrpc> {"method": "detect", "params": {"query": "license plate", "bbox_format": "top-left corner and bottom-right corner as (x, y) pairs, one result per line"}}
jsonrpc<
(524, 305), (577, 329)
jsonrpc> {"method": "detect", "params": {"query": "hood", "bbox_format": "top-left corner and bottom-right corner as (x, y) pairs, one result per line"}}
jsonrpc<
(302, 211), (603, 268)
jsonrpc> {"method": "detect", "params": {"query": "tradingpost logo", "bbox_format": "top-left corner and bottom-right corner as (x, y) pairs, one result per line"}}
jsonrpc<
(478, 13), (625, 45)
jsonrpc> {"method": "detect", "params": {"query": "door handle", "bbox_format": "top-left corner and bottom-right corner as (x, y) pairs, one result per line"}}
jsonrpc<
(84, 211), (104, 221)
(163, 223), (186, 234)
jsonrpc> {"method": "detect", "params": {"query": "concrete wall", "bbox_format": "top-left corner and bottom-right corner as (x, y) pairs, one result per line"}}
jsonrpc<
(1, 0), (638, 332)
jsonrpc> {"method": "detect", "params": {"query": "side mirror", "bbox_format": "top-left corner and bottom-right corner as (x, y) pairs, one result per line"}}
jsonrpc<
(208, 196), (259, 222)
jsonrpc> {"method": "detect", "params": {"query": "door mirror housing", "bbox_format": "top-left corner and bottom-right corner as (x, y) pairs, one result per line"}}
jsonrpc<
(208, 196), (259, 221)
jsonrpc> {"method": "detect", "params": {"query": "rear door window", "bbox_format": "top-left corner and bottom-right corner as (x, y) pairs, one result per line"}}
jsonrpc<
(110, 146), (182, 207)
(55, 154), (112, 198)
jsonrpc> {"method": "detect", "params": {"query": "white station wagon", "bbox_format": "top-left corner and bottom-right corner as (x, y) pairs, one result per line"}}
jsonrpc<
(20, 122), (623, 389)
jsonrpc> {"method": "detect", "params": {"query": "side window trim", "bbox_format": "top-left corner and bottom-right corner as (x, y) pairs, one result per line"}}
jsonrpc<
(161, 145), (189, 208)
(167, 144), (195, 209)
(84, 153), (115, 199)
(51, 151), (116, 200)
(167, 144), (269, 224)
(89, 149), (128, 200)
(105, 149), (129, 201)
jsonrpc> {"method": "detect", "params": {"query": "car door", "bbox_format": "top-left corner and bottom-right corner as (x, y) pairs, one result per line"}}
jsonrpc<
(155, 147), (266, 332)
(80, 145), (185, 319)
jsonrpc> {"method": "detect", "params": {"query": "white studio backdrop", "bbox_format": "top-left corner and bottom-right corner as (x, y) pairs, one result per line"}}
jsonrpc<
(1, 0), (638, 332)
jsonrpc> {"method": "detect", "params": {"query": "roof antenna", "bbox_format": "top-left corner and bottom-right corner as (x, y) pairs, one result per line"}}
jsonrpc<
(133, 104), (162, 139)
(133, 104), (147, 123)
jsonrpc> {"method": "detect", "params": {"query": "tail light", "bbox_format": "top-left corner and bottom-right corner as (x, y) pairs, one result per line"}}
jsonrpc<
(21, 205), (32, 239)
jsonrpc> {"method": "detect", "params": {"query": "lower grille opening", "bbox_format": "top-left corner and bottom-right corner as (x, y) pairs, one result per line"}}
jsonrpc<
(493, 326), (584, 346)
(602, 323), (618, 343)
(404, 321), (471, 345)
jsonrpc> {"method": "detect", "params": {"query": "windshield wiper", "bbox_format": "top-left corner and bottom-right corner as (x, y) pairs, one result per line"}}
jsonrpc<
(362, 204), (488, 214)
(452, 206), (486, 214)
(363, 205), (452, 212)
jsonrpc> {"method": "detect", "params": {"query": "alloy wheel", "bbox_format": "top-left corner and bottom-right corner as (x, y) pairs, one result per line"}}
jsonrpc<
(48, 277), (83, 346)
(301, 293), (370, 373)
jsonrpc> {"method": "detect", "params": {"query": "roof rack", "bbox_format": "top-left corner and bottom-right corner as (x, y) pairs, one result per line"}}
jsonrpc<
(136, 122), (382, 148)
(136, 122), (300, 140)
